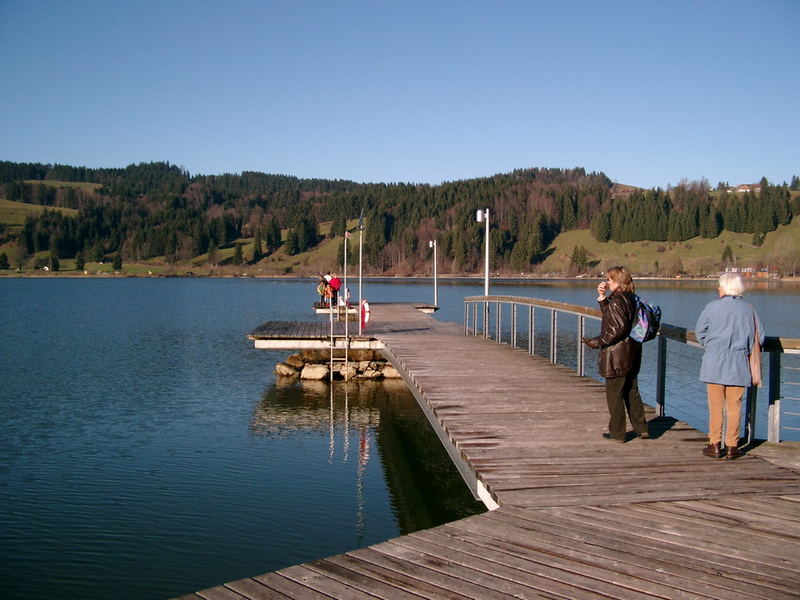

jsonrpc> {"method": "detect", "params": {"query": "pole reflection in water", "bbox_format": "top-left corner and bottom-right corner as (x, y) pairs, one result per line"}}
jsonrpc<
(251, 378), (485, 541)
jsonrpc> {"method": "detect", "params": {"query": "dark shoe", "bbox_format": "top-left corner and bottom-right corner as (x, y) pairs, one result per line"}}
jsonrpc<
(602, 432), (625, 443)
(702, 443), (722, 458)
(725, 445), (742, 460)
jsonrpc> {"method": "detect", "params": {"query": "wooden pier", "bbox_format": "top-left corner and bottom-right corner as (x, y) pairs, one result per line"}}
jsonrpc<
(180, 303), (800, 599)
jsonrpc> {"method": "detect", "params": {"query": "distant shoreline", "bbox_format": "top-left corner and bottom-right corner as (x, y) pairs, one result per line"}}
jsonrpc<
(2, 271), (797, 283)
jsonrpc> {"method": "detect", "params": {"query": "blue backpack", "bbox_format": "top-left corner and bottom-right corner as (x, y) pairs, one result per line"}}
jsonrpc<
(630, 295), (661, 343)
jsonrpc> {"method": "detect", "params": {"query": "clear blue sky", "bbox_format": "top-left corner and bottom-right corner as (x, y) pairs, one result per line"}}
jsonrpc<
(1, 0), (797, 189)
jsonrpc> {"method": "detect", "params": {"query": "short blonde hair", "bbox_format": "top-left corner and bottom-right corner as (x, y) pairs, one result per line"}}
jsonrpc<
(607, 266), (635, 293)
(719, 272), (745, 297)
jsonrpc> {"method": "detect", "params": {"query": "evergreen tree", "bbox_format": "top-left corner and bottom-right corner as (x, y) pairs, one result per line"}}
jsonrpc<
(590, 212), (611, 242)
(364, 211), (391, 266)
(569, 245), (588, 273)
(49, 251), (60, 272)
(112, 252), (122, 271)
(0, 252), (8, 270)
(286, 229), (299, 255)
(265, 218), (282, 252)
(75, 251), (85, 271)
(207, 241), (219, 266)
(165, 230), (178, 264)
(331, 213), (347, 239)
(251, 232), (263, 262)
(233, 242), (243, 265)
(721, 244), (734, 265)
(295, 215), (319, 252)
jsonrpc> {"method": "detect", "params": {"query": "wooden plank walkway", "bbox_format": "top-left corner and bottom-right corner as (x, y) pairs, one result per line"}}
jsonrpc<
(178, 303), (800, 599)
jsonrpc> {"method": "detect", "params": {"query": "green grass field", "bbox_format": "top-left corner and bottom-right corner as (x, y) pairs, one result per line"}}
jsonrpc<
(0, 198), (78, 227)
(538, 218), (800, 276)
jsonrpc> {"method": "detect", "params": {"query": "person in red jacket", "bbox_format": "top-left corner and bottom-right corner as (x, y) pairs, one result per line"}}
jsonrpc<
(582, 266), (648, 442)
(328, 273), (341, 306)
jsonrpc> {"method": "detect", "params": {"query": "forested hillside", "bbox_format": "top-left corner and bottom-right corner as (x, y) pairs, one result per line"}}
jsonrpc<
(1, 160), (798, 275)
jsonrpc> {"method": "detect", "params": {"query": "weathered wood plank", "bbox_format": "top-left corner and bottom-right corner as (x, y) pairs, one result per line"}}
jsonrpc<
(498, 505), (800, 592)
(194, 584), (250, 599)
(276, 565), (378, 599)
(388, 533), (676, 600)
(444, 507), (798, 600)
(251, 573), (332, 599)
(223, 577), (293, 599)
(304, 559), (423, 600)
(347, 546), (507, 600)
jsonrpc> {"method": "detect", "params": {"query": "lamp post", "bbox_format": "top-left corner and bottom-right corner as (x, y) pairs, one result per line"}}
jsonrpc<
(476, 208), (490, 295)
(428, 239), (438, 307)
(476, 208), (490, 337)
(357, 209), (364, 335)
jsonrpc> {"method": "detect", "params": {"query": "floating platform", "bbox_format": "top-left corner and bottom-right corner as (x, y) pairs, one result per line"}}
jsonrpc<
(312, 302), (358, 315)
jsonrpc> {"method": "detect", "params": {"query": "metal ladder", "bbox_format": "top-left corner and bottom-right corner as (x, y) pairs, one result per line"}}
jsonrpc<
(329, 303), (350, 381)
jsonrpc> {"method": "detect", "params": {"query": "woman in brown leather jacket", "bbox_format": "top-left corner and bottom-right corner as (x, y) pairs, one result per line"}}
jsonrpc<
(582, 266), (648, 442)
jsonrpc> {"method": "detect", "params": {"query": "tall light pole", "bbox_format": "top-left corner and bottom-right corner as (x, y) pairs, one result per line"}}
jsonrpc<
(476, 208), (490, 337)
(428, 239), (438, 307)
(476, 208), (490, 295)
(357, 209), (364, 335)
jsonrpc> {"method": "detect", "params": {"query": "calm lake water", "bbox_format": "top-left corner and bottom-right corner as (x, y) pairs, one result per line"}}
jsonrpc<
(1, 276), (798, 599)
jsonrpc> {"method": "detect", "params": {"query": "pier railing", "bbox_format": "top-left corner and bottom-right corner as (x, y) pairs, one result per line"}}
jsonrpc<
(464, 295), (800, 444)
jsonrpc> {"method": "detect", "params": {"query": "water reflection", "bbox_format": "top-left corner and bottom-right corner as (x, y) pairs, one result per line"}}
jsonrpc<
(253, 379), (485, 537)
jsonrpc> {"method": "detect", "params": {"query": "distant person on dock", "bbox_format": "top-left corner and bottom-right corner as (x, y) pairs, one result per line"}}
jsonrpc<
(695, 273), (764, 460)
(582, 266), (649, 443)
(329, 272), (341, 306)
(316, 276), (327, 305)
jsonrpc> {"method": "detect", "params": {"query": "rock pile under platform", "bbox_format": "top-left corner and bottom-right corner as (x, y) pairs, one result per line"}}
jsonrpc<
(274, 349), (402, 381)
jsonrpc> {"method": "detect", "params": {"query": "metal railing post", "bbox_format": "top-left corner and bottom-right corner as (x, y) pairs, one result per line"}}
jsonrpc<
(473, 302), (478, 336)
(745, 386), (758, 446)
(483, 301), (489, 338)
(656, 335), (667, 418)
(512, 303), (518, 349)
(768, 349), (782, 442)
(528, 305), (534, 355)
(549, 309), (557, 364)
(496, 301), (502, 343)
(577, 315), (585, 376)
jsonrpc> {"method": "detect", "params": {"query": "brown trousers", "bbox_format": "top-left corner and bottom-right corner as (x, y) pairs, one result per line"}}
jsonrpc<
(605, 374), (647, 440)
(706, 383), (744, 448)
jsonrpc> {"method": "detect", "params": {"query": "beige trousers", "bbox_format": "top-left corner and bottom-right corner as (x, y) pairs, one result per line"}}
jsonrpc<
(706, 383), (744, 448)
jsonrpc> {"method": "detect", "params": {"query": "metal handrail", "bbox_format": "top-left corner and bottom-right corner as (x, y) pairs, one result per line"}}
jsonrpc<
(464, 295), (800, 443)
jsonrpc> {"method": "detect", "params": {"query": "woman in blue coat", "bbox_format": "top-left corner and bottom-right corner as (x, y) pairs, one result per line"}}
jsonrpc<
(695, 273), (764, 460)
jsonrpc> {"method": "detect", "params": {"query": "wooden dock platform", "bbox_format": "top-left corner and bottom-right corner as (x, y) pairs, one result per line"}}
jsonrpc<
(180, 303), (800, 599)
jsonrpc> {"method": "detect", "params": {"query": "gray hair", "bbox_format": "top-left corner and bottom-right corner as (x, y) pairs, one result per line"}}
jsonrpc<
(719, 272), (745, 297)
